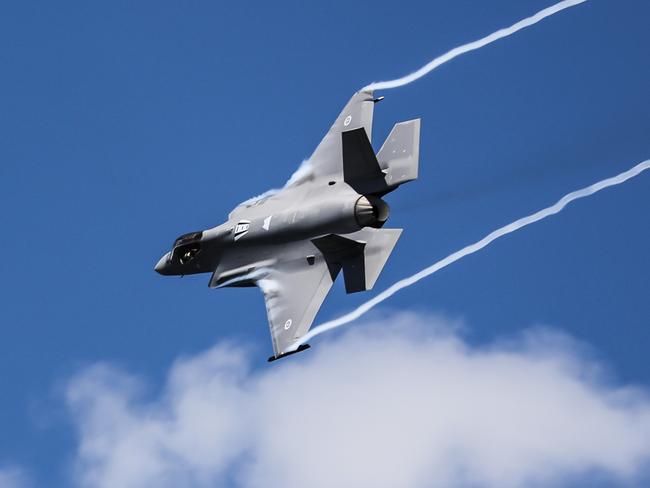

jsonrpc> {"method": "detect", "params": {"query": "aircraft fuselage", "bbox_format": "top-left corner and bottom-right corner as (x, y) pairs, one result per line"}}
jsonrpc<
(154, 180), (388, 278)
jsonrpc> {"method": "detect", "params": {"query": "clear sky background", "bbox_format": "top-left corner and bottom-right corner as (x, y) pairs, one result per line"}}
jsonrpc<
(1, 1), (649, 486)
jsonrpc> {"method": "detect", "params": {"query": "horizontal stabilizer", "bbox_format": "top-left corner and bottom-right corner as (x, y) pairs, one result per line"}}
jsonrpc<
(312, 228), (402, 294)
(356, 227), (402, 290)
(311, 233), (363, 293)
(377, 119), (420, 190)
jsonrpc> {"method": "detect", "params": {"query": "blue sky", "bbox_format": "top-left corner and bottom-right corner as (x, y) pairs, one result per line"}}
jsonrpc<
(1, 1), (649, 486)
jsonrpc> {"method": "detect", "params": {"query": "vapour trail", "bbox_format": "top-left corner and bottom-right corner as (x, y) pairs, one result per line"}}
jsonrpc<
(363, 0), (588, 92)
(293, 159), (650, 349)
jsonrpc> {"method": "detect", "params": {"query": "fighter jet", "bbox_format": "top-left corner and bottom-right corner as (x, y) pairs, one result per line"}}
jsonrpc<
(155, 90), (420, 361)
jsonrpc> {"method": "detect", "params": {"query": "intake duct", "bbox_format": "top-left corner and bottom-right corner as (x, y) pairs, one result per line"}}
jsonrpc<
(354, 195), (389, 228)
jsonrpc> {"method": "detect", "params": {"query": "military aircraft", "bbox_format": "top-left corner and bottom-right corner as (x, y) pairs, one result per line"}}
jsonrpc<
(155, 90), (420, 361)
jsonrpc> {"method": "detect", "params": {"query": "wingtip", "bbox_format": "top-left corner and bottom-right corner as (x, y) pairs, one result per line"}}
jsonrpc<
(267, 344), (311, 363)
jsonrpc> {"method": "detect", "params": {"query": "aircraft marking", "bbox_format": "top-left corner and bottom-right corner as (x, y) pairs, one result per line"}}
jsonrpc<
(344, 115), (352, 127)
(234, 220), (251, 241)
(263, 215), (273, 231)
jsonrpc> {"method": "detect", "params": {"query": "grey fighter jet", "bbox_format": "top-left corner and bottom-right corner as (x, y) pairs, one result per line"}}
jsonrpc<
(155, 90), (420, 361)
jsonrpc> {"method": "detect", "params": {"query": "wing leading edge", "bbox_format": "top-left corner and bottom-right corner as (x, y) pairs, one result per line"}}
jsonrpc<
(250, 228), (401, 361)
(288, 90), (379, 186)
(253, 241), (337, 359)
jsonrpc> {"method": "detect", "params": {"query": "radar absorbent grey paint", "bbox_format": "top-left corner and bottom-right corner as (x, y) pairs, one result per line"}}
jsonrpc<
(155, 91), (420, 361)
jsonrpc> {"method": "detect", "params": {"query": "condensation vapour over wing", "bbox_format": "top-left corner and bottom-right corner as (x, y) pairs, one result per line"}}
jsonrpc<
(291, 160), (650, 351)
(363, 0), (589, 92)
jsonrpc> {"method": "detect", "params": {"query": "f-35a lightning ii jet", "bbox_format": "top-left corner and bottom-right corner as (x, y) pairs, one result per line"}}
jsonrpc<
(155, 90), (420, 361)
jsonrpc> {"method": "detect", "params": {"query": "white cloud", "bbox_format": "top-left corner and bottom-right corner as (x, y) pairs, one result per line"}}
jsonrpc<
(0, 466), (30, 488)
(66, 313), (650, 488)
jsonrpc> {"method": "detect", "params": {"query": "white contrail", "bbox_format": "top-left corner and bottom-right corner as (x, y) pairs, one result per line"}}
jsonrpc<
(363, 0), (588, 92)
(292, 159), (650, 350)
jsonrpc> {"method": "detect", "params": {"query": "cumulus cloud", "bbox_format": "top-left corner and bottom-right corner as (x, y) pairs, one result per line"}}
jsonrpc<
(0, 466), (30, 488)
(66, 313), (650, 488)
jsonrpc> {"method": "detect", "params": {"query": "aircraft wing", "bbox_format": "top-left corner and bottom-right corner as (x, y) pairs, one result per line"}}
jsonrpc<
(289, 90), (378, 185)
(255, 241), (336, 360)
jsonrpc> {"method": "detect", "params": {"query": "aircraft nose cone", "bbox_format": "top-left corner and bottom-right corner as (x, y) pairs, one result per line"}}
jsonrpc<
(154, 253), (170, 274)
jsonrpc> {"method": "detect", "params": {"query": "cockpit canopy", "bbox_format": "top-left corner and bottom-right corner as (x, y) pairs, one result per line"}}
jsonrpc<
(171, 231), (203, 265)
(173, 231), (203, 248)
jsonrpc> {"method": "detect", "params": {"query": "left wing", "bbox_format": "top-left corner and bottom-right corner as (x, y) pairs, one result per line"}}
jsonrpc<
(288, 90), (378, 186)
(254, 242), (337, 360)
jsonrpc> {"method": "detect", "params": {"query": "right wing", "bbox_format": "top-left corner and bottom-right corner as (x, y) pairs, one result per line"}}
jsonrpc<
(260, 241), (338, 359)
(288, 90), (378, 186)
(218, 241), (339, 360)
(212, 228), (401, 360)
(258, 256), (335, 359)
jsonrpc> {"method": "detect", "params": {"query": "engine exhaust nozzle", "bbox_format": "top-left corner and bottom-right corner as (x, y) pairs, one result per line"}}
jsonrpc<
(354, 195), (389, 228)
